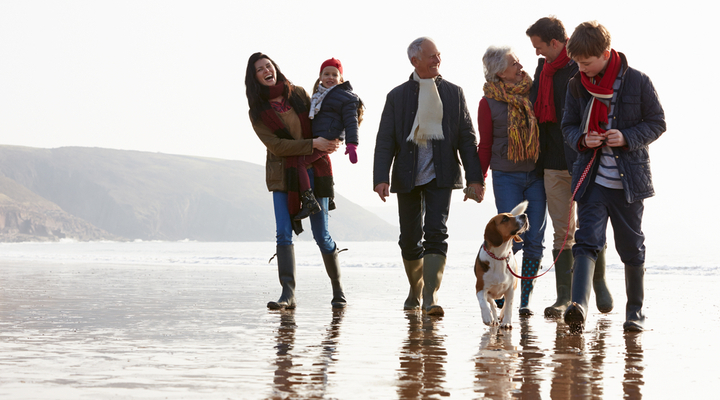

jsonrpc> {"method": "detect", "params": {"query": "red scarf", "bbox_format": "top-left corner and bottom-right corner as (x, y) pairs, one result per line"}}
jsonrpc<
(258, 81), (334, 235)
(580, 49), (621, 134)
(534, 46), (570, 123)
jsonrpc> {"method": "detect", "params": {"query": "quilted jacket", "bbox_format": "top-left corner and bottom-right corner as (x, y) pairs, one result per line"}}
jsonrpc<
(311, 81), (361, 145)
(562, 52), (666, 203)
(373, 74), (483, 193)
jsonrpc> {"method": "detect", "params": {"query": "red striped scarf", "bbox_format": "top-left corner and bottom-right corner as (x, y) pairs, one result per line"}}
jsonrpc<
(580, 49), (621, 134)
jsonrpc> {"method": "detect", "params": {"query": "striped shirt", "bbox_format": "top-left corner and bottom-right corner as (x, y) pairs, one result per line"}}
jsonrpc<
(594, 71), (624, 190)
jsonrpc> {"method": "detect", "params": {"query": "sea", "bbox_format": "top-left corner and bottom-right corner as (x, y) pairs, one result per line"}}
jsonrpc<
(0, 239), (715, 275)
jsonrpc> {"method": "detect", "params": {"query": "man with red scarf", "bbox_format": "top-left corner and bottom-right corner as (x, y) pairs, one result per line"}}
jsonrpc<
(526, 17), (613, 320)
(561, 21), (666, 333)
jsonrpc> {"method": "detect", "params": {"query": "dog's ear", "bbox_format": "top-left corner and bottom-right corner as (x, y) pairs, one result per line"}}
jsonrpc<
(512, 235), (524, 243)
(484, 221), (503, 247)
(511, 200), (528, 216)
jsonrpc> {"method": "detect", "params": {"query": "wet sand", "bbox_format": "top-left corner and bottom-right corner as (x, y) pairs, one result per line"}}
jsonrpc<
(1, 250), (719, 399)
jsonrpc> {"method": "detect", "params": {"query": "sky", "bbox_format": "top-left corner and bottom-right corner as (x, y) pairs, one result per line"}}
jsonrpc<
(1, 1), (716, 253)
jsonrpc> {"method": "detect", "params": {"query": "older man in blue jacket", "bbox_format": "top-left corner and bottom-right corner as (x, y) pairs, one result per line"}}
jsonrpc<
(373, 37), (485, 315)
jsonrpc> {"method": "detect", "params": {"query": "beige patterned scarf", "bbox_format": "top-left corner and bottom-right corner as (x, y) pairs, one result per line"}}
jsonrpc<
(483, 71), (539, 162)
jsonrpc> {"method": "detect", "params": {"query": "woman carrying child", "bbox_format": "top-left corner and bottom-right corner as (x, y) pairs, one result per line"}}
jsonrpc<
(245, 52), (347, 310)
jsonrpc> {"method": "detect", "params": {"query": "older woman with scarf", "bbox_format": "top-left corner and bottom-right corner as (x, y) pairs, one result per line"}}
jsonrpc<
(245, 52), (346, 310)
(477, 46), (547, 316)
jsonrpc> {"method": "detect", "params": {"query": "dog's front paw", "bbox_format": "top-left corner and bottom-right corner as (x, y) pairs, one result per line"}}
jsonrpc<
(482, 316), (499, 326)
(500, 322), (513, 330)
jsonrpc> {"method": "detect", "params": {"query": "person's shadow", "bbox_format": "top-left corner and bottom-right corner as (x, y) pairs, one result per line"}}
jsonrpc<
(623, 331), (644, 399)
(271, 309), (345, 398)
(474, 326), (518, 398)
(397, 312), (449, 399)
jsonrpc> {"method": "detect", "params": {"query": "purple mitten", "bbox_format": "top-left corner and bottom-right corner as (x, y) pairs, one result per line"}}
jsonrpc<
(345, 143), (358, 164)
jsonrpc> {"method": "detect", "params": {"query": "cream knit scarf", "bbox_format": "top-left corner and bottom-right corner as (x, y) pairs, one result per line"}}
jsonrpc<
(407, 71), (444, 147)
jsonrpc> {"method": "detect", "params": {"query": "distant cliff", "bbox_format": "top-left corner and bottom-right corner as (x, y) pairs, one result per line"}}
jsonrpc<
(0, 145), (396, 242)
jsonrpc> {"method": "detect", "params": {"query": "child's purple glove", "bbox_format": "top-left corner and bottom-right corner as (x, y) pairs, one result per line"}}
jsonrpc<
(345, 143), (358, 164)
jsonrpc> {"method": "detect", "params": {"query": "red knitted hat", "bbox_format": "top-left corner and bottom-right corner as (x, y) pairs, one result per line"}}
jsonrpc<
(320, 58), (343, 75)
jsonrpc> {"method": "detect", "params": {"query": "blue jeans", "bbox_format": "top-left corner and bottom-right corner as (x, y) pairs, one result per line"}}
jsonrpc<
(574, 183), (645, 266)
(492, 170), (547, 260)
(396, 179), (453, 260)
(272, 168), (335, 254)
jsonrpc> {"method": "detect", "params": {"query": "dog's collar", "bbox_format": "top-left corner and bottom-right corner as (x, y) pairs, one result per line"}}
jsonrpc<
(482, 242), (511, 263)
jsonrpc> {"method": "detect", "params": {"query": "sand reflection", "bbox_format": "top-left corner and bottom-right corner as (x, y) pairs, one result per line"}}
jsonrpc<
(474, 326), (520, 398)
(547, 318), (612, 399)
(397, 312), (449, 399)
(270, 309), (345, 399)
(623, 332), (644, 399)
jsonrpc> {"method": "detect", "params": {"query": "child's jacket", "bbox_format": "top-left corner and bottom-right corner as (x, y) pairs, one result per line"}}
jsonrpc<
(311, 81), (361, 145)
(562, 52), (666, 203)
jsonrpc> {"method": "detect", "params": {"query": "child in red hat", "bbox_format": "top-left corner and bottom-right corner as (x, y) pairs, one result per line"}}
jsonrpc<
(292, 57), (364, 220)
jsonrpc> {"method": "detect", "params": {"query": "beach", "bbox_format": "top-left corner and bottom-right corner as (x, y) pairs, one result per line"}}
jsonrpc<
(0, 240), (718, 399)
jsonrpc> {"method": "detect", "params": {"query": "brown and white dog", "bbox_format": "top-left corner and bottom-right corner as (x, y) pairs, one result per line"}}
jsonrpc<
(475, 201), (529, 329)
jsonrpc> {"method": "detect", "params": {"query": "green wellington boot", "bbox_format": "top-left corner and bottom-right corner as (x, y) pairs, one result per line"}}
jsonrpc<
(402, 258), (424, 310)
(623, 264), (646, 332)
(322, 247), (347, 309)
(422, 254), (446, 315)
(267, 244), (297, 310)
(564, 255), (595, 333)
(593, 246), (614, 313)
(519, 257), (541, 316)
(544, 249), (573, 318)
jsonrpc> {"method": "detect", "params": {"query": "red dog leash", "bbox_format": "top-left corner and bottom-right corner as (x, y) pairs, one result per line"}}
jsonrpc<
(491, 148), (600, 280)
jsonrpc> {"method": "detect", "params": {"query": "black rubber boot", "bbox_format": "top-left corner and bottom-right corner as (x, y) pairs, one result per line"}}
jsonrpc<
(564, 255), (595, 333)
(322, 247), (347, 309)
(293, 189), (321, 221)
(267, 244), (296, 310)
(519, 257), (541, 316)
(402, 258), (424, 310)
(422, 254), (445, 316)
(593, 246), (614, 313)
(544, 249), (573, 318)
(623, 264), (646, 332)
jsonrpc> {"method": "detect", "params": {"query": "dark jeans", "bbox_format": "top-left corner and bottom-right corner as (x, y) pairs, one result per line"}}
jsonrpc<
(396, 179), (453, 261)
(492, 170), (547, 259)
(272, 168), (335, 254)
(574, 183), (645, 266)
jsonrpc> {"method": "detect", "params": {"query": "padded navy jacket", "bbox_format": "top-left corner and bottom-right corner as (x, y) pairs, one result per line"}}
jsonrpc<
(311, 81), (361, 145)
(562, 52), (666, 203)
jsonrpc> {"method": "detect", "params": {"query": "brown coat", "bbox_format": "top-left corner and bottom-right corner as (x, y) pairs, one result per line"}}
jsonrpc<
(250, 86), (314, 191)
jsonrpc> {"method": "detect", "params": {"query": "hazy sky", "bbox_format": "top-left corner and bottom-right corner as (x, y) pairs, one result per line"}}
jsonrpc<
(1, 1), (715, 250)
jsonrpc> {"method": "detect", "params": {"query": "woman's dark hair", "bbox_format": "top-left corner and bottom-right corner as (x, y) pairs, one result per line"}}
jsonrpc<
(245, 52), (291, 122)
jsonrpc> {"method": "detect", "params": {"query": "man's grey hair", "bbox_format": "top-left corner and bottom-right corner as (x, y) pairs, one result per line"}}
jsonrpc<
(407, 37), (434, 62)
(482, 45), (513, 83)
